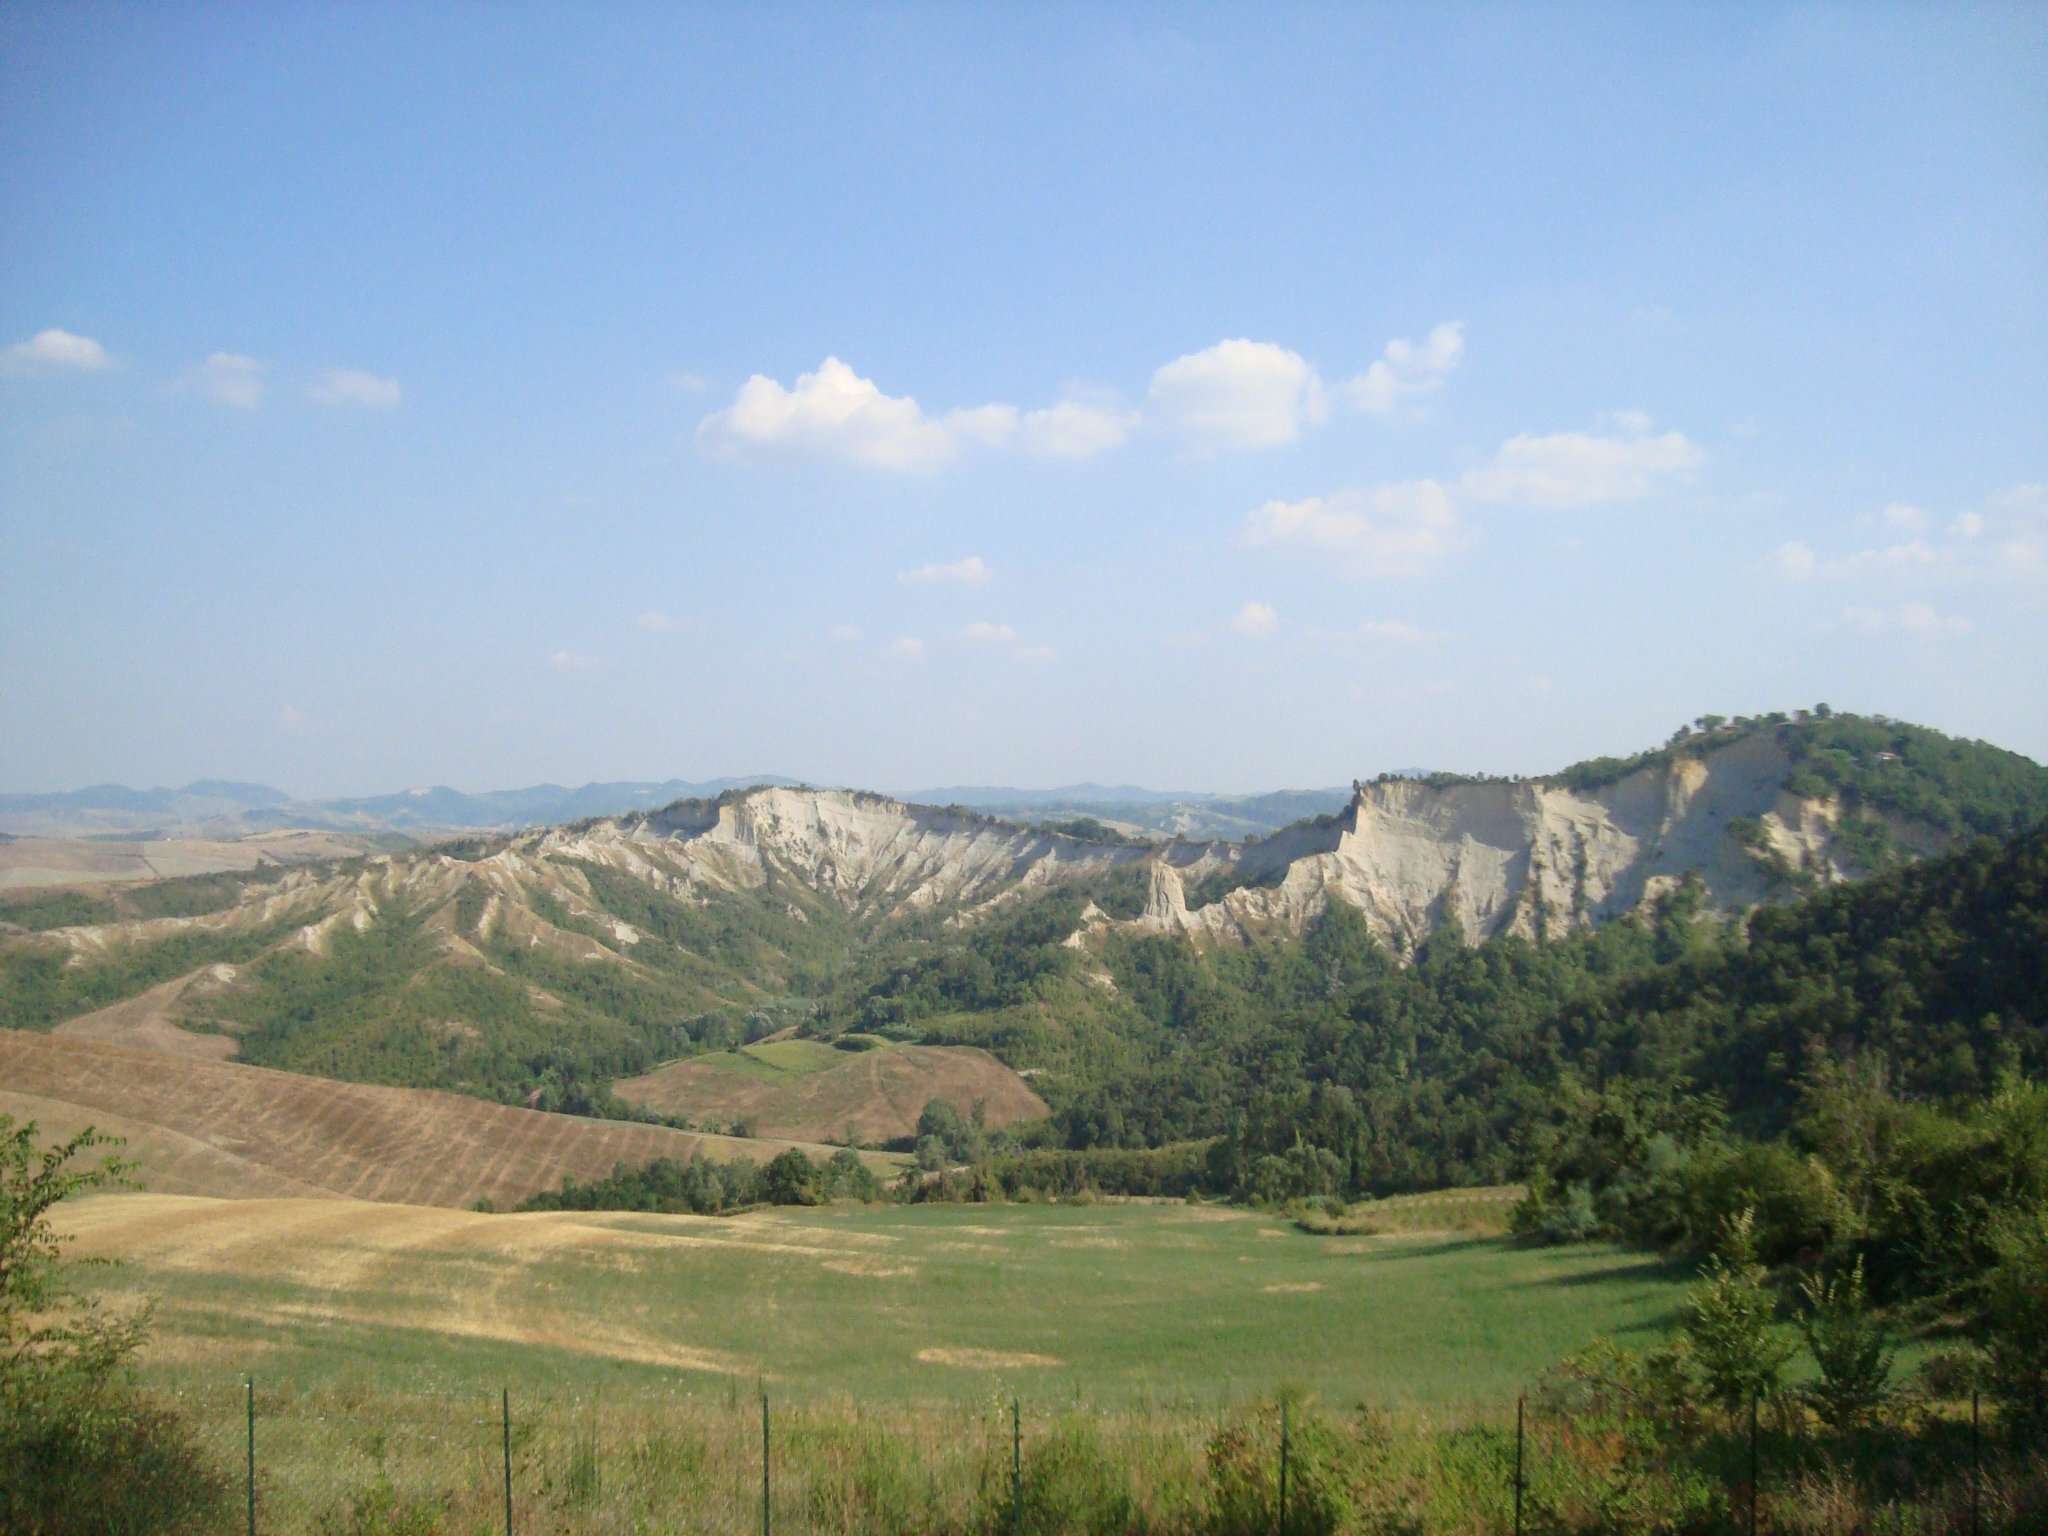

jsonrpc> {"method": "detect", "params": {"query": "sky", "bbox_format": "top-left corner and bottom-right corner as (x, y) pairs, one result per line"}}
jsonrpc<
(2, 3), (2044, 798)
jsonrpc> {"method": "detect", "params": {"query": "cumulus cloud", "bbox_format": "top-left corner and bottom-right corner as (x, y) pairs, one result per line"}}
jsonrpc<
(3, 327), (113, 373)
(1230, 601), (1279, 637)
(548, 649), (598, 673)
(1460, 416), (1702, 508)
(1245, 480), (1468, 578)
(1149, 339), (1325, 451)
(1345, 322), (1463, 416)
(1018, 399), (1138, 458)
(899, 556), (991, 588)
(1015, 644), (1056, 663)
(277, 704), (308, 732)
(962, 621), (1019, 645)
(187, 352), (267, 409)
(1839, 603), (1971, 637)
(828, 623), (863, 643)
(887, 636), (927, 661)
(696, 357), (1131, 470)
(1773, 541), (1819, 580)
(1357, 619), (1433, 644)
(1882, 501), (1927, 531)
(634, 610), (680, 633)
(309, 367), (401, 410)
(698, 357), (953, 469)
(1951, 512), (1985, 539)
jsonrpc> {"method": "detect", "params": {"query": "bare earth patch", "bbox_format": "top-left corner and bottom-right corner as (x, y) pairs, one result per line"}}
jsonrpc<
(1262, 1282), (1325, 1294)
(917, 1347), (1063, 1369)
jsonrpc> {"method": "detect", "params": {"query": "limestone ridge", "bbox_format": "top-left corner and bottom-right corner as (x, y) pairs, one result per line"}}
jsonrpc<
(1127, 731), (1924, 952)
(9, 730), (2004, 990)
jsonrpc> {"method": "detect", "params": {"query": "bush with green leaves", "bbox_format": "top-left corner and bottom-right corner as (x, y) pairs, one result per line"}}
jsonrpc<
(1682, 1210), (1796, 1415)
(0, 1116), (229, 1536)
(1201, 1397), (1410, 1536)
(1796, 1256), (1893, 1433)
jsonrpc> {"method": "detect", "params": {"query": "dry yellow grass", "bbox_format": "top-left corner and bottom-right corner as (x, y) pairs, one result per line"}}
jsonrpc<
(0, 1030), (900, 1209)
(614, 1040), (1049, 1143)
(51, 969), (242, 1059)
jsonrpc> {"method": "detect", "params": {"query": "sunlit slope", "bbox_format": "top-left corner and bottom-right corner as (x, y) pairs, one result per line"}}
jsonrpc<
(614, 1037), (1048, 1142)
(0, 1031), (898, 1208)
(70, 1193), (1686, 1407)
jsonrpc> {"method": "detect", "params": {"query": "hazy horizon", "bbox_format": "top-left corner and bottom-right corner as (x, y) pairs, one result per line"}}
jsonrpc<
(5, 5), (2043, 798)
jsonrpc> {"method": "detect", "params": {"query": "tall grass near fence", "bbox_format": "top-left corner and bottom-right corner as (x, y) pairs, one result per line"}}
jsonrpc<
(172, 1376), (2046, 1535)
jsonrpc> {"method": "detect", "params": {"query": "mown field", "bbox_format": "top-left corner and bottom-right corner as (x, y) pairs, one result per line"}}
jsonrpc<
(77, 1191), (1681, 1407)
(613, 1034), (1050, 1144)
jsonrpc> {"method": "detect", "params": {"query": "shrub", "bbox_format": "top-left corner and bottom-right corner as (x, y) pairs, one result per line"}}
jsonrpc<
(978, 1414), (1136, 1536)
(1203, 1397), (1406, 1536)
(1797, 1256), (1894, 1433)
(0, 1117), (231, 1536)
(1682, 1210), (1796, 1415)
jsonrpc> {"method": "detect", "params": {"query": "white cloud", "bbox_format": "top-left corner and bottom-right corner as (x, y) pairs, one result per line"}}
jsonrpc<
(1014, 644), (1056, 663)
(187, 352), (266, 409)
(548, 650), (598, 673)
(3, 327), (113, 373)
(962, 621), (1019, 645)
(1345, 322), (1464, 416)
(634, 610), (680, 633)
(277, 704), (307, 732)
(1881, 501), (1927, 531)
(1245, 480), (1468, 578)
(1149, 339), (1325, 452)
(1460, 416), (1702, 508)
(309, 367), (401, 410)
(1230, 601), (1279, 637)
(1842, 539), (1941, 572)
(1018, 399), (1138, 459)
(828, 623), (863, 643)
(1773, 541), (1819, 580)
(668, 370), (709, 394)
(1356, 618), (1433, 645)
(899, 555), (991, 588)
(886, 636), (926, 661)
(697, 357), (1132, 470)
(1951, 512), (1985, 539)
(1990, 482), (2045, 513)
(698, 356), (956, 470)
(1839, 603), (1971, 637)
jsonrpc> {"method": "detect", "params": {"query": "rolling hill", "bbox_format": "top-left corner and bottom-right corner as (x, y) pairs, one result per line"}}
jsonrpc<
(0, 1030), (899, 1208)
(1, 708), (2042, 1175)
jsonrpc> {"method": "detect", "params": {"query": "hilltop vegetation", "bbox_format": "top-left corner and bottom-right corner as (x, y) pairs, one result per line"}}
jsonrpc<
(0, 710), (2042, 1173)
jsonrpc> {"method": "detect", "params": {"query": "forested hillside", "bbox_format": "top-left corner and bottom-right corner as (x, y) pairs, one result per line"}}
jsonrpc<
(1, 711), (2042, 1172)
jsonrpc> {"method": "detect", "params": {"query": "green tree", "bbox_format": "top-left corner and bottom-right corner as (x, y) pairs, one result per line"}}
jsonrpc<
(1796, 1257), (1893, 1433)
(1682, 1209), (1795, 1414)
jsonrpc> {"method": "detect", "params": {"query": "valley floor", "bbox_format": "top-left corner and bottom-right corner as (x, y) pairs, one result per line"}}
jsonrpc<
(78, 1193), (1684, 1407)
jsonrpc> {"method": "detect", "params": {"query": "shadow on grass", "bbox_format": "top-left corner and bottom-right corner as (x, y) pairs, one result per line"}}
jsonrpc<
(1342, 1237), (1500, 1262)
(1512, 1257), (1693, 1290)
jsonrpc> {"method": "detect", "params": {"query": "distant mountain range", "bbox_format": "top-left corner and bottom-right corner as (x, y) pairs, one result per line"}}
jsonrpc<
(0, 775), (1375, 841)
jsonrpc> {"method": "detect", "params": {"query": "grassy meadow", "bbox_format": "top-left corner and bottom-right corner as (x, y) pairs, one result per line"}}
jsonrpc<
(77, 1189), (1684, 1408)
(63, 1190), (1715, 1533)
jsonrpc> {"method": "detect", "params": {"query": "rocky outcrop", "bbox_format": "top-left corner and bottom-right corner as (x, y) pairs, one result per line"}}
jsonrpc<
(1124, 732), (1889, 953)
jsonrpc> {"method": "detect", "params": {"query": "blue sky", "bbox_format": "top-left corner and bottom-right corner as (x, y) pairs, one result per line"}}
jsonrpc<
(3, 3), (2043, 797)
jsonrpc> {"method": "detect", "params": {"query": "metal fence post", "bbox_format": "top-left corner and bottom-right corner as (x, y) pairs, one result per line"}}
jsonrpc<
(1971, 1388), (1981, 1536)
(245, 1376), (255, 1536)
(502, 1387), (513, 1536)
(1747, 1392), (1759, 1536)
(1514, 1394), (1525, 1536)
(1278, 1398), (1289, 1536)
(1011, 1397), (1022, 1536)
(761, 1391), (771, 1536)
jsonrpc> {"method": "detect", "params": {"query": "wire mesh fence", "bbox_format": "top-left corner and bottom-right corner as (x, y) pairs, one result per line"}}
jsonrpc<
(178, 1376), (2024, 1535)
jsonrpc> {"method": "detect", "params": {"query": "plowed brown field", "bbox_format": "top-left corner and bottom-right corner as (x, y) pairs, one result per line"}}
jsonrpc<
(0, 1030), (899, 1208)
